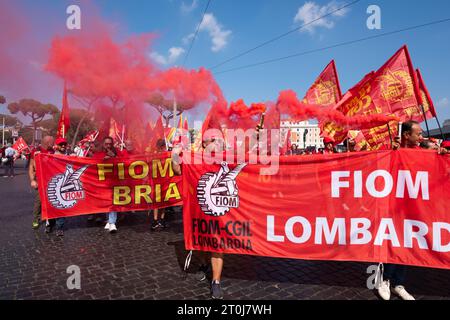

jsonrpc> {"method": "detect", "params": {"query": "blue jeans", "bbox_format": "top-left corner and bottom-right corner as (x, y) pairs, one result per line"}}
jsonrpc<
(48, 218), (65, 230)
(108, 212), (117, 224)
(384, 264), (407, 287)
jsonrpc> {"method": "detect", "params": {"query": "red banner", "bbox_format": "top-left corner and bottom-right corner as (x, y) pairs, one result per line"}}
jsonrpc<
(35, 152), (182, 220)
(183, 150), (450, 270)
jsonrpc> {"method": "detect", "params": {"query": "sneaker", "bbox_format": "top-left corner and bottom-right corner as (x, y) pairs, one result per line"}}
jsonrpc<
(104, 223), (111, 230)
(32, 220), (40, 229)
(211, 280), (223, 300)
(378, 280), (391, 300)
(160, 219), (168, 229)
(151, 220), (162, 231)
(195, 264), (209, 281)
(392, 285), (415, 300)
(56, 229), (64, 237)
(108, 224), (117, 233)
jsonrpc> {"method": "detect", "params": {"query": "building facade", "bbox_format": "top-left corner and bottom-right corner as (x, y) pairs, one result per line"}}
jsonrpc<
(280, 120), (324, 150)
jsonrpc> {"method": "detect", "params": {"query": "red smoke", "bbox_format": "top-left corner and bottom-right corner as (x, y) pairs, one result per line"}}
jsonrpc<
(276, 89), (397, 129)
(45, 29), (227, 151)
(149, 67), (226, 108)
(224, 99), (267, 129)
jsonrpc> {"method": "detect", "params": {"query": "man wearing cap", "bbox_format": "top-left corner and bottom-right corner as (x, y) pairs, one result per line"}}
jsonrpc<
(322, 137), (336, 154)
(29, 136), (55, 229)
(45, 137), (69, 236)
(440, 140), (450, 153)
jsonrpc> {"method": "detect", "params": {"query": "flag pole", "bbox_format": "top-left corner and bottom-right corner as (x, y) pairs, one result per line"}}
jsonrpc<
(434, 116), (446, 140)
(120, 125), (125, 151)
(386, 123), (393, 148)
(420, 105), (431, 138)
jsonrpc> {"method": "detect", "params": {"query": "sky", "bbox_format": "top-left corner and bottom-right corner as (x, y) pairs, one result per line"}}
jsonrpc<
(1, 0), (450, 129)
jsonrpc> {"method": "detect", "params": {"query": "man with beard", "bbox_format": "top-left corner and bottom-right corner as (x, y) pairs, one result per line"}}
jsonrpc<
(93, 136), (122, 233)
(40, 138), (70, 236)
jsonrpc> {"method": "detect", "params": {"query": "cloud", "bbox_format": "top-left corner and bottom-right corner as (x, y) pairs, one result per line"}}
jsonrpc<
(294, 1), (349, 34)
(437, 97), (449, 108)
(198, 13), (231, 52)
(182, 33), (195, 45)
(181, 0), (198, 14)
(150, 47), (185, 65)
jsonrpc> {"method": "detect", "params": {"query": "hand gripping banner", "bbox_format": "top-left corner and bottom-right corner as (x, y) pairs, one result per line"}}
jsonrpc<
(35, 152), (182, 220)
(183, 150), (450, 270)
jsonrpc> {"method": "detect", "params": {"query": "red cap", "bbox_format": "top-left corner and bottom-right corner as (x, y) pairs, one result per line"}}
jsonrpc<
(441, 140), (450, 149)
(323, 137), (335, 145)
(55, 137), (67, 145)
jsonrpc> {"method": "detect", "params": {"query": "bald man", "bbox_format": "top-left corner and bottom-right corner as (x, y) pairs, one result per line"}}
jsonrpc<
(29, 136), (55, 230)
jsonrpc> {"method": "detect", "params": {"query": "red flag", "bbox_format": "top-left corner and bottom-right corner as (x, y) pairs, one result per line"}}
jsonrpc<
(322, 46), (422, 150)
(150, 117), (165, 151)
(320, 72), (375, 144)
(79, 131), (99, 145)
(12, 137), (29, 153)
(416, 68), (437, 119)
(56, 83), (70, 139)
(347, 130), (368, 151)
(181, 118), (190, 147)
(303, 60), (343, 106)
(178, 114), (183, 129)
(172, 114), (185, 146)
(280, 129), (292, 155)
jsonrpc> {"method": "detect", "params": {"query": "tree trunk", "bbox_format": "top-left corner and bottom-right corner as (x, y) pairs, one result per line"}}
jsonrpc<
(71, 112), (89, 150)
(32, 123), (37, 145)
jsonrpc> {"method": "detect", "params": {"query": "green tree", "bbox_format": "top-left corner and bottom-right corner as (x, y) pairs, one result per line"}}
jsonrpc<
(1, 113), (22, 146)
(0, 114), (22, 127)
(34, 108), (97, 147)
(67, 108), (97, 146)
(8, 99), (59, 143)
(146, 93), (194, 127)
(68, 95), (100, 149)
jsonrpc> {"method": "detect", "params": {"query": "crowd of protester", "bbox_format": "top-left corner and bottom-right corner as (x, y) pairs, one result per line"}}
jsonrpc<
(1, 119), (447, 300)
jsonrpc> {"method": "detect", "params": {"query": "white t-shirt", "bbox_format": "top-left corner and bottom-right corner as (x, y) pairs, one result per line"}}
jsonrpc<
(5, 147), (16, 157)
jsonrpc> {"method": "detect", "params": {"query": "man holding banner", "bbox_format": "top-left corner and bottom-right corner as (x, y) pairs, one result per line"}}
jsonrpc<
(29, 136), (55, 230)
(43, 137), (70, 236)
(93, 136), (121, 233)
(172, 138), (225, 300)
(378, 120), (446, 300)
